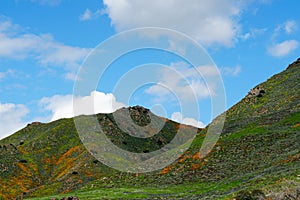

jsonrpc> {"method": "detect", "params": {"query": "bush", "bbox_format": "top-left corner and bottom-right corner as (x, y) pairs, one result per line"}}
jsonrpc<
(251, 189), (266, 200)
(236, 190), (253, 200)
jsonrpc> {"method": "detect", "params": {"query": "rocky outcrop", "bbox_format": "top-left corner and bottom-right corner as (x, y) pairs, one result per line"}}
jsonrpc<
(129, 105), (151, 126)
(248, 86), (265, 97)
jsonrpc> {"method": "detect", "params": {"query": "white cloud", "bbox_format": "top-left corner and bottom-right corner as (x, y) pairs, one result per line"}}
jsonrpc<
(284, 20), (297, 34)
(79, 9), (92, 21)
(39, 91), (125, 121)
(0, 18), (90, 79)
(241, 28), (267, 41)
(0, 91), (125, 139)
(103, 0), (242, 46)
(145, 62), (218, 102)
(79, 9), (102, 21)
(268, 40), (299, 57)
(168, 39), (186, 55)
(64, 72), (78, 81)
(0, 69), (16, 81)
(240, 32), (251, 41)
(273, 20), (298, 39)
(221, 66), (241, 76)
(37, 35), (90, 69)
(171, 112), (205, 128)
(0, 102), (29, 139)
(251, 28), (268, 36)
(0, 17), (18, 33)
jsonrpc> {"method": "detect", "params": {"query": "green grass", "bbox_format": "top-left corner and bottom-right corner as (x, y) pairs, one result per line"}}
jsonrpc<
(26, 173), (300, 200)
(225, 125), (267, 139)
(26, 181), (237, 200)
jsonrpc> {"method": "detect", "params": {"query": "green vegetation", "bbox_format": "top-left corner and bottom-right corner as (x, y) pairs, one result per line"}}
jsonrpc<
(0, 59), (299, 199)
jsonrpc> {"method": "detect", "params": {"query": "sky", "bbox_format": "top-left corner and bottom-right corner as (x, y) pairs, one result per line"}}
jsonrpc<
(0, 0), (299, 139)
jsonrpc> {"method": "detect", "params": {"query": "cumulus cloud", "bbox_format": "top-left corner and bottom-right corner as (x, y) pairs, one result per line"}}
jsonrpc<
(0, 18), (90, 79)
(268, 40), (299, 57)
(79, 9), (102, 21)
(103, 0), (242, 46)
(145, 62), (219, 102)
(171, 112), (205, 128)
(39, 91), (125, 121)
(0, 102), (29, 139)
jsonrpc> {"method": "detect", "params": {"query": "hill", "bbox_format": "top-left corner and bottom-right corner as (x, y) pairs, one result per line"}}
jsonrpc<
(0, 58), (299, 199)
(0, 106), (197, 199)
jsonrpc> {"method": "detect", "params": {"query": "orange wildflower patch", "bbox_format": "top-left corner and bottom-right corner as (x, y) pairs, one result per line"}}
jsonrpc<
(85, 170), (93, 177)
(293, 123), (300, 128)
(280, 153), (300, 164)
(178, 155), (190, 163)
(18, 146), (29, 154)
(192, 152), (203, 160)
(200, 160), (207, 167)
(57, 146), (81, 165)
(192, 164), (200, 170)
(56, 157), (76, 179)
(62, 189), (70, 194)
(14, 162), (31, 174)
(160, 166), (171, 175)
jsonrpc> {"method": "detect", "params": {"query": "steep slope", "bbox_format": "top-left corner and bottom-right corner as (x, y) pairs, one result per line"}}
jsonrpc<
(0, 58), (299, 199)
(152, 58), (300, 198)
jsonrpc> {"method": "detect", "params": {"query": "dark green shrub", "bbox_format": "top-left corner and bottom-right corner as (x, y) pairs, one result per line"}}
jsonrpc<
(236, 190), (253, 200)
(251, 189), (266, 200)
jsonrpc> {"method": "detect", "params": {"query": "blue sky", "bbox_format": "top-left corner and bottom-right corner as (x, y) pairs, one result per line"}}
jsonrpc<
(0, 0), (299, 139)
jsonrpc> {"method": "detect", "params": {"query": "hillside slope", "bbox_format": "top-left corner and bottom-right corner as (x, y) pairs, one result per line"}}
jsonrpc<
(158, 58), (300, 197)
(0, 58), (299, 199)
(0, 106), (197, 199)
(66, 58), (299, 199)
